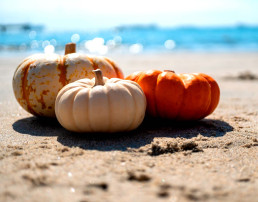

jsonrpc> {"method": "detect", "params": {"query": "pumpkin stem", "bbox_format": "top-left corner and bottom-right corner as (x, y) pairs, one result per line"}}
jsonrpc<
(65, 43), (76, 55)
(164, 70), (175, 73)
(93, 69), (105, 86)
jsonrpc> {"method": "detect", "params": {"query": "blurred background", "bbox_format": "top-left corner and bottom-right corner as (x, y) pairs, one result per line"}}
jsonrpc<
(0, 0), (258, 55)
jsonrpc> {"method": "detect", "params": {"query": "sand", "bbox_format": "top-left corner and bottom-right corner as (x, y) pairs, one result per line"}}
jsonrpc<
(0, 52), (258, 202)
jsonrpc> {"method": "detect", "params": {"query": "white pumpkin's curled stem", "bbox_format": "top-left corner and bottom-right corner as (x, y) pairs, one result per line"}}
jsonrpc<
(93, 69), (105, 86)
(65, 43), (76, 55)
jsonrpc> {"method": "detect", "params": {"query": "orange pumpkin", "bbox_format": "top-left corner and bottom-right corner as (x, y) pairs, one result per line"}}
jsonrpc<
(13, 43), (124, 117)
(126, 70), (220, 120)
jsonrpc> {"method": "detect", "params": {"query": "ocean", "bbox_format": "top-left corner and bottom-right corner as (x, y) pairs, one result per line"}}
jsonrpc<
(0, 25), (258, 55)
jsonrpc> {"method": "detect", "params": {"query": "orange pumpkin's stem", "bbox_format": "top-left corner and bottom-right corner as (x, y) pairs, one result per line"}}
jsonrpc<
(65, 43), (76, 55)
(93, 69), (105, 86)
(164, 70), (175, 73)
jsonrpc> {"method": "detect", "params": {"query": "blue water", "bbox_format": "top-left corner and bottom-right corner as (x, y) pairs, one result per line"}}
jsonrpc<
(0, 25), (258, 55)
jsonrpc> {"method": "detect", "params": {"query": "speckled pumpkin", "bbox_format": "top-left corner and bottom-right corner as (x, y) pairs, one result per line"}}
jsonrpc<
(12, 43), (124, 117)
(126, 70), (220, 120)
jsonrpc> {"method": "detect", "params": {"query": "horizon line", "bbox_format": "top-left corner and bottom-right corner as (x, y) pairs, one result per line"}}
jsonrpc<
(1, 22), (258, 32)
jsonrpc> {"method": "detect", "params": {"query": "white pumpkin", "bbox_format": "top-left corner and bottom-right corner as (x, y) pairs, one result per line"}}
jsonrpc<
(55, 69), (146, 132)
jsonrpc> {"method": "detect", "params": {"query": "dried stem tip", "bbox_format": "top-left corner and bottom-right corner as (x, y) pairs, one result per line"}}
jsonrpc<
(164, 70), (175, 73)
(65, 43), (76, 55)
(93, 69), (105, 86)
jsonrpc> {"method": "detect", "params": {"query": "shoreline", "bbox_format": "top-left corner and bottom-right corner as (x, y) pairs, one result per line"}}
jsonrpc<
(1, 49), (258, 57)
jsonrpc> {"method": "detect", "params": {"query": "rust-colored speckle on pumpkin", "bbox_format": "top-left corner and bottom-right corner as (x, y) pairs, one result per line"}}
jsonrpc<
(58, 56), (68, 86)
(88, 57), (99, 70)
(30, 81), (36, 93)
(21, 61), (39, 116)
(30, 64), (37, 69)
(37, 92), (47, 110)
(35, 89), (50, 110)
(42, 90), (50, 95)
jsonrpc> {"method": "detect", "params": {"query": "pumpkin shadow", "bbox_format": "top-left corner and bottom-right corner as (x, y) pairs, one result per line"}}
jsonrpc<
(12, 116), (66, 137)
(12, 116), (233, 151)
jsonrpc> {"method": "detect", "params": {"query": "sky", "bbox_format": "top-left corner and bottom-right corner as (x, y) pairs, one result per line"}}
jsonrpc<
(0, 0), (258, 30)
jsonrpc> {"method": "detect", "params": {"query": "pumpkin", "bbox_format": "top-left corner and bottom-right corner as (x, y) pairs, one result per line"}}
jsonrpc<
(126, 70), (220, 120)
(12, 43), (124, 117)
(55, 69), (146, 132)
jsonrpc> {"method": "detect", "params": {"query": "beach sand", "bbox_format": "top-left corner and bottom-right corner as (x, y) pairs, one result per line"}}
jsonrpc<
(0, 52), (258, 202)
